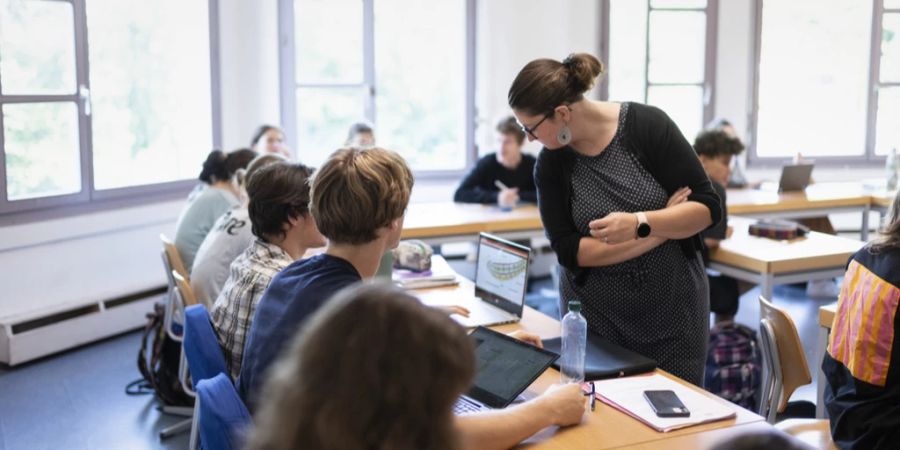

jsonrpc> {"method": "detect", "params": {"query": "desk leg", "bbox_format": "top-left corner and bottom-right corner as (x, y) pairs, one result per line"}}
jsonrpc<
(816, 325), (829, 419)
(761, 275), (774, 301)
(862, 205), (871, 242)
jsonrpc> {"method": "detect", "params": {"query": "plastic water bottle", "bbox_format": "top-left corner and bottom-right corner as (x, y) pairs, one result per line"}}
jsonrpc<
(560, 300), (587, 384)
(887, 148), (898, 191)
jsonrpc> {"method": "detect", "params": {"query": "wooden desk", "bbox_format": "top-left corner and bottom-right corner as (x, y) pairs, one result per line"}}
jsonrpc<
(401, 202), (543, 244)
(708, 217), (863, 300)
(416, 280), (769, 450)
(727, 183), (874, 240)
(816, 304), (837, 419)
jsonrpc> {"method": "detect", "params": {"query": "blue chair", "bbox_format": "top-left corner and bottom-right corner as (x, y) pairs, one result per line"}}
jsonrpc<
(183, 304), (229, 450)
(196, 373), (252, 450)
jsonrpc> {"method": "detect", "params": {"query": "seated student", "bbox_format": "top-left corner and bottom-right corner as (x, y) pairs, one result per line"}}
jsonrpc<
(237, 147), (585, 448)
(191, 153), (287, 306)
(454, 116), (536, 208)
(251, 125), (291, 158)
(210, 161), (326, 379)
(694, 129), (752, 323)
(175, 148), (256, 271)
(823, 190), (900, 450)
(247, 282), (585, 450)
(345, 121), (375, 147)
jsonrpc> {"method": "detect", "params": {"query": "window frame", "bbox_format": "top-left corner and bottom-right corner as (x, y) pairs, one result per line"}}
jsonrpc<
(747, 0), (885, 166)
(0, 0), (222, 221)
(277, 0), (477, 179)
(598, 0), (719, 135)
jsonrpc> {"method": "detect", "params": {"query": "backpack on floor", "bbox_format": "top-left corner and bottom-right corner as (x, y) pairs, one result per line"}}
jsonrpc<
(704, 322), (761, 410)
(132, 302), (193, 407)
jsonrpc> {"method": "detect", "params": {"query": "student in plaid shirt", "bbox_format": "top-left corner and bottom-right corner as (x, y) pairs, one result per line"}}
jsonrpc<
(211, 161), (326, 379)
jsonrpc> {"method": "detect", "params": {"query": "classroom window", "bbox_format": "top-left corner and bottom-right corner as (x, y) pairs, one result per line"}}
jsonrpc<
(751, 0), (900, 163)
(605, 0), (716, 142)
(0, 0), (219, 216)
(282, 0), (472, 171)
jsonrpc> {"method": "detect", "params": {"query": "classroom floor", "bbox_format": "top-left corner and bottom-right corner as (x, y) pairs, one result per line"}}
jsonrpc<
(0, 264), (830, 450)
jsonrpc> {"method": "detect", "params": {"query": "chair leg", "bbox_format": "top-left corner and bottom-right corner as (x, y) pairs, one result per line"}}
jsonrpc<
(189, 396), (201, 450)
(160, 417), (192, 438)
(161, 405), (193, 417)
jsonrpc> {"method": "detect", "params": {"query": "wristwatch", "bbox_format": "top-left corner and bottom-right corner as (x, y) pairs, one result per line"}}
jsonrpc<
(635, 212), (651, 239)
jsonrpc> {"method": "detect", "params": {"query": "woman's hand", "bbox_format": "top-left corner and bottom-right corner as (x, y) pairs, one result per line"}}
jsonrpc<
(589, 212), (638, 245)
(667, 187), (691, 207)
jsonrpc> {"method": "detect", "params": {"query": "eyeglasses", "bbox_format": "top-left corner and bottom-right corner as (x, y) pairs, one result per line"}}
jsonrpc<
(519, 112), (553, 139)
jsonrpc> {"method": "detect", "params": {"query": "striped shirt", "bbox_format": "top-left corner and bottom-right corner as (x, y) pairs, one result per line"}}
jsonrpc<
(823, 246), (900, 449)
(211, 239), (293, 380)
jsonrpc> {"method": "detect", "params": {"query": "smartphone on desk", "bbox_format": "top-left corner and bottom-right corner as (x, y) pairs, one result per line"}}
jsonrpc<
(643, 390), (690, 417)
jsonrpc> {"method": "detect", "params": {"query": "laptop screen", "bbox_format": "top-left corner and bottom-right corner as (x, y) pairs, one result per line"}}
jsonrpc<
(467, 327), (559, 408)
(474, 234), (530, 316)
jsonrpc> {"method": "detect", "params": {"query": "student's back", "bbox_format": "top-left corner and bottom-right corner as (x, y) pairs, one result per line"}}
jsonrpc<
(190, 206), (252, 306)
(823, 192), (900, 450)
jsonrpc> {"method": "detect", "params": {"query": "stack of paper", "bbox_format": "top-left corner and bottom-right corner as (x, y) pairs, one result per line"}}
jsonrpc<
(393, 255), (459, 289)
(593, 373), (737, 432)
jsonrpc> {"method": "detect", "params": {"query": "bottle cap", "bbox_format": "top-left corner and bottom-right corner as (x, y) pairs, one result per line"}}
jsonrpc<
(567, 300), (581, 313)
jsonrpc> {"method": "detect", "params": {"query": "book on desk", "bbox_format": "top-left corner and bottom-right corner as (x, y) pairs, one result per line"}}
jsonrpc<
(393, 255), (460, 289)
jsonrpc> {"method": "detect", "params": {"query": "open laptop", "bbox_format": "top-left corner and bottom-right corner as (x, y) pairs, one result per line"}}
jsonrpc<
(448, 233), (531, 328)
(454, 326), (559, 415)
(778, 163), (814, 192)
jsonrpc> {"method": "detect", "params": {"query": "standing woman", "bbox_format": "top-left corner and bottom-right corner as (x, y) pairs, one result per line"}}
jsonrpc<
(508, 53), (722, 384)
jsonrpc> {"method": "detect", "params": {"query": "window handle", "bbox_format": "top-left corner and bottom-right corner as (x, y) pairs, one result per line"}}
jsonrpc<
(79, 85), (92, 116)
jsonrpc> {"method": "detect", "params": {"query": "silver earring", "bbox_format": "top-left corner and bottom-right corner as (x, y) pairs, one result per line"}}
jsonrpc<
(557, 126), (572, 146)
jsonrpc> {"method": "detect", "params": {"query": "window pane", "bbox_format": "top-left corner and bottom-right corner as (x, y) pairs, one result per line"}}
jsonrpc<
(887, 0), (900, 9)
(756, 0), (870, 158)
(876, 87), (900, 155)
(0, 0), (76, 95)
(608, 0), (648, 102)
(296, 87), (366, 167)
(648, 11), (705, 84)
(3, 102), (81, 200)
(881, 13), (900, 83)
(87, 0), (214, 190)
(647, 85), (703, 142)
(374, 0), (466, 170)
(650, 0), (706, 8)
(295, 0), (363, 84)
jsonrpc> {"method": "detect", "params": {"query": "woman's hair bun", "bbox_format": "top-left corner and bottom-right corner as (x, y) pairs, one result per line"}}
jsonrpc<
(563, 53), (605, 94)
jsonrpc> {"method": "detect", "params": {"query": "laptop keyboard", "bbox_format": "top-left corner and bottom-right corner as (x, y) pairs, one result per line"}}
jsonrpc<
(453, 397), (484, 415)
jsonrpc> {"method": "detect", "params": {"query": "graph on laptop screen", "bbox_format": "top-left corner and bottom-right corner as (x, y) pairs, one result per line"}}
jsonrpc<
(475, 237), (528, 302)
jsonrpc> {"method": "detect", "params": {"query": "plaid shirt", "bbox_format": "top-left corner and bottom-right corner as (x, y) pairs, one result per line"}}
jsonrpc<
(211, 239), (293, 380)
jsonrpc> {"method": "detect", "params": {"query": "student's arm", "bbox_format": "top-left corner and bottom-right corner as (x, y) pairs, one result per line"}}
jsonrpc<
(454, 158), (499, 204)
(456, 384), (586, 450)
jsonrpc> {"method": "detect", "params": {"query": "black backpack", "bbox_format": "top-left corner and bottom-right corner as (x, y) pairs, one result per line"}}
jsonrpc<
(128, 302), (194, 407)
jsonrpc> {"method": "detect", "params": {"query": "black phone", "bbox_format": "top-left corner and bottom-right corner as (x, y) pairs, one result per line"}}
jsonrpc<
(643, 390), (690, 418)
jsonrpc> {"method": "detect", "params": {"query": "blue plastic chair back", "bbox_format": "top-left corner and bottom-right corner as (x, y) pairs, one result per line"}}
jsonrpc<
(183, 304), (228, 387)
(196, 373), (252, 450)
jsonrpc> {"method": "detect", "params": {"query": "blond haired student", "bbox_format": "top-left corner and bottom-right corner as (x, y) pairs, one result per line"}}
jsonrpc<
(237, 147), (586, 450)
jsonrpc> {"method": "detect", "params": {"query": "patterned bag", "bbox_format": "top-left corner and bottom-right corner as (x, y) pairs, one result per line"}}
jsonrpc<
(704, 322), (761, 410)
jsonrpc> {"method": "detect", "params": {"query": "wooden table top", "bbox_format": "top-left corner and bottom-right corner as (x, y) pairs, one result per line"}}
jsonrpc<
(401, 203), (543, 239)
(709, 217), (864, 274)
(414, 280), (768, 450)
(726, 183), (874, 216)
(820, 303), (837, 329)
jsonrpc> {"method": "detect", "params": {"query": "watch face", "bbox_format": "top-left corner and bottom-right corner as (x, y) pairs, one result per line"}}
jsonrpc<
(637, 223), (651, 238)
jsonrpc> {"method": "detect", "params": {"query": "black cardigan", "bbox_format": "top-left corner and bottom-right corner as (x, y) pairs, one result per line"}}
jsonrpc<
(534, 102), (722, 279)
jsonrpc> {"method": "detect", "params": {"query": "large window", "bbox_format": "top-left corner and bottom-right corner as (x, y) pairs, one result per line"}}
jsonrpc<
(280, 0), (474, 171)
(752, 0), (897, 163)
(604, 0), (717, 142)
(0, 0), (218, 215)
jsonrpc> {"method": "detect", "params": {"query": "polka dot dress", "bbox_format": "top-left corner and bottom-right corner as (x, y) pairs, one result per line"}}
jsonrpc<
(558, 102), (710, 386)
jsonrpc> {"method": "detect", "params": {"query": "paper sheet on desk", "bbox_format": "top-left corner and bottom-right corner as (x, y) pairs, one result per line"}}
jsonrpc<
(594, 373), (736, 433)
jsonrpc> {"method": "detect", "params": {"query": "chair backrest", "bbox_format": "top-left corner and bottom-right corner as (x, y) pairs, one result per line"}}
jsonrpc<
(161, 233), (190, 282)
(196, 372), (252, 450)
(173, 271), (199, 307)
(758, 296), (811, 414)
(183, 304), (227, 386)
